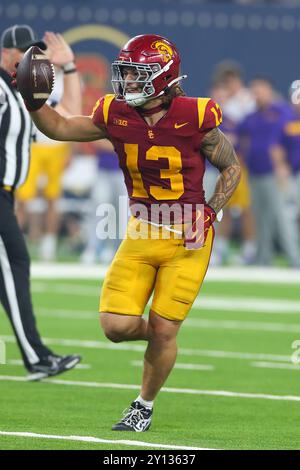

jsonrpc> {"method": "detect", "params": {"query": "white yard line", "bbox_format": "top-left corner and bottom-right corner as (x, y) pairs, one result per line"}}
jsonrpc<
(36, 307), (99, 321)
(192, 297), (300, 314)
(30, 263), (300, 284)
(0, 375), (299, 402)
(251, 361), (300, 371)
(0, 335), (291, 362)
(32, 283), (99, 296)
(20, 305), (300, 332)
(0, 430), (210, 450)
(185, 318), (300, 333)
(38, 308), (96, 319)
(32, 292), (300, 315)
(130, 361), (215, 371)
(31, 263), (107, 280)
(36, 307), (300, 321)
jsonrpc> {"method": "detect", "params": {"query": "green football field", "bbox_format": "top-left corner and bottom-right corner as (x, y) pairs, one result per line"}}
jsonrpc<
(1, 269), (300, 450)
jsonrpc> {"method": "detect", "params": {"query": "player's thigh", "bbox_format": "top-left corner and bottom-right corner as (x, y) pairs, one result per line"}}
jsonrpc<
(16, 148), (42, 201)
(99, 238), (157, 316)
(100, 311), (144, 338)
(151, 227), (214, 322)
(44, 144), (69, 199)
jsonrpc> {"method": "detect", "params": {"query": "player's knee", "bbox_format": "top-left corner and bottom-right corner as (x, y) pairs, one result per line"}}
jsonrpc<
(100, 313), (138, 343)
(148, 311), (181, 343)
(101, 322), (125, 343)
(148, 323), (175, 343)
(104, 328), (124, 343)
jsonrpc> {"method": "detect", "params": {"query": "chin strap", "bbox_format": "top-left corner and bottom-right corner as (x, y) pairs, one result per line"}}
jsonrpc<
(124, 71), (188, 107)
(156, 74), (188, 99)
(167, 74), (188, 89)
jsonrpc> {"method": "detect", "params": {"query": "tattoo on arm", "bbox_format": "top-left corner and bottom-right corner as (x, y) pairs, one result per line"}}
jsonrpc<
(201, 128), (241, 213)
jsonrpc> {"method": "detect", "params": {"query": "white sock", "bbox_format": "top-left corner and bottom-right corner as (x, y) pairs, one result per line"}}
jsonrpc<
(215, 237), (229, 256)
(40, 234), (57, 261)
(135, 395), (154, 410)
(242, 240), (257, 258)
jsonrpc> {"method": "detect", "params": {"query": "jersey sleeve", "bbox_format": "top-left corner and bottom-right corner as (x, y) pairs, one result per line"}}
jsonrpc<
(91, 94), (115, 129)
(197, 98), (223, 131)
(0, 85), (7, 111)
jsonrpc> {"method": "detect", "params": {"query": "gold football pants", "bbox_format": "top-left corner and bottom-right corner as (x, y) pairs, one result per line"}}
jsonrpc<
(100, 216), (214, 322)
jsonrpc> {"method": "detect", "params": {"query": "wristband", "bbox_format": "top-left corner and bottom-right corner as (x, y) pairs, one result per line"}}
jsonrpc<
(62, 62), (77, 74)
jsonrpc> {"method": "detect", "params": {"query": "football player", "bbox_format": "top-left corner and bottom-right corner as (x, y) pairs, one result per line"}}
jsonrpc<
(15, 35), (241, 431)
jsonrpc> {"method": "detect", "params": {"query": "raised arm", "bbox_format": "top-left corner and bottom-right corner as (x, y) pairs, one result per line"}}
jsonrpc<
(44, 32), (82, 116)
(201, 128), (241, 213)
(30, 104), (106, 142)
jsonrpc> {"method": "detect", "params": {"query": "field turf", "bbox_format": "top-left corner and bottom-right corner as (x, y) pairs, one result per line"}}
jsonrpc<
(1, 273), (300, 450)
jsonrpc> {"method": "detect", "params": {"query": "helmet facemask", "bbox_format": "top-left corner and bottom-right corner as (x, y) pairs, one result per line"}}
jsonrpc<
(111, 59), (183, 107)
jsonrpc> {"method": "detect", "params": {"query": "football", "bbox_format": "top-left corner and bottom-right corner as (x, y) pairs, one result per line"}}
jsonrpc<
(16, 45), (55, 111)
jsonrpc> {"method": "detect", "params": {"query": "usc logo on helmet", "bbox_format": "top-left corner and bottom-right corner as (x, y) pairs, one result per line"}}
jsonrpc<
(151, 41), (173, 62)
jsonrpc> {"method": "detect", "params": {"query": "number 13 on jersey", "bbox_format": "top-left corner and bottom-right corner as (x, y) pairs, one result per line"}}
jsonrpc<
(124, 144), (184, 200)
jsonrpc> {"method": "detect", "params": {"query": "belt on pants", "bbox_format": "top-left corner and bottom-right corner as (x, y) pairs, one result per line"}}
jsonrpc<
(0, 184), (13, 192)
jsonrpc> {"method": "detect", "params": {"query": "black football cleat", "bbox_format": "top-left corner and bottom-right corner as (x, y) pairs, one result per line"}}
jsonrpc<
(112, 401), (153, 432)
(27, 354), (81, 381)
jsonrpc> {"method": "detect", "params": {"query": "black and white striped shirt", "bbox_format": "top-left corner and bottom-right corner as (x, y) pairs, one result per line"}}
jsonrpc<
(0, 67), (32, 189)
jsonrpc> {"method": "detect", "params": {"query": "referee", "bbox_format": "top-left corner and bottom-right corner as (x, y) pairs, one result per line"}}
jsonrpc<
(0, 25), (81, 379)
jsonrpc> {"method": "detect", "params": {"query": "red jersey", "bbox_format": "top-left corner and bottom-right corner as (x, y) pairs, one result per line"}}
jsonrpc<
(91, 94), (222, 223)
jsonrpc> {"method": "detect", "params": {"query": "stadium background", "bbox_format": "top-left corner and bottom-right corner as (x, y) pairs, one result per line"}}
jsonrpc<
(2, 0), (300, 451)
(1, 0), (298, 94)
(1, 0), (300, 265)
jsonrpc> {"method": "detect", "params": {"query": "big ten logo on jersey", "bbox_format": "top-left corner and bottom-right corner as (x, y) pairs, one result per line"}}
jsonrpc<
(113, 118), (128, 127)
(291, 340), (300, 365)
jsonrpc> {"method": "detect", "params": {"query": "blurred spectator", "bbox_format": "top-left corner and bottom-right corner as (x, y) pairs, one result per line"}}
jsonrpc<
(60, 146), (97, 255)
(238, 76), (300, 266)
(279, 101), (300, 208)
(203, 83), (228, 209)
(81, 139), (128, 264)
(205, 61), (256, 265)
(16, 32), (81, 261)
(271, 92), (300, 236)
(213, 61), (255, 122)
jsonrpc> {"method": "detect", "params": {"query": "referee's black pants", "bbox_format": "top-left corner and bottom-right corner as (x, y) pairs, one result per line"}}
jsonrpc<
(0, 188), (52, 369)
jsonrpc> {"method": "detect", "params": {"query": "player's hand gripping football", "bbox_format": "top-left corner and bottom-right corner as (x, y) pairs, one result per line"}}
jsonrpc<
(184, 205), (216, 250)
(11, 46), (55, 112)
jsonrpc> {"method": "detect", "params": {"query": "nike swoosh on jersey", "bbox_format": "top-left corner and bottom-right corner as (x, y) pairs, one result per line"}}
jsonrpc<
(174, 122), (189, 129)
